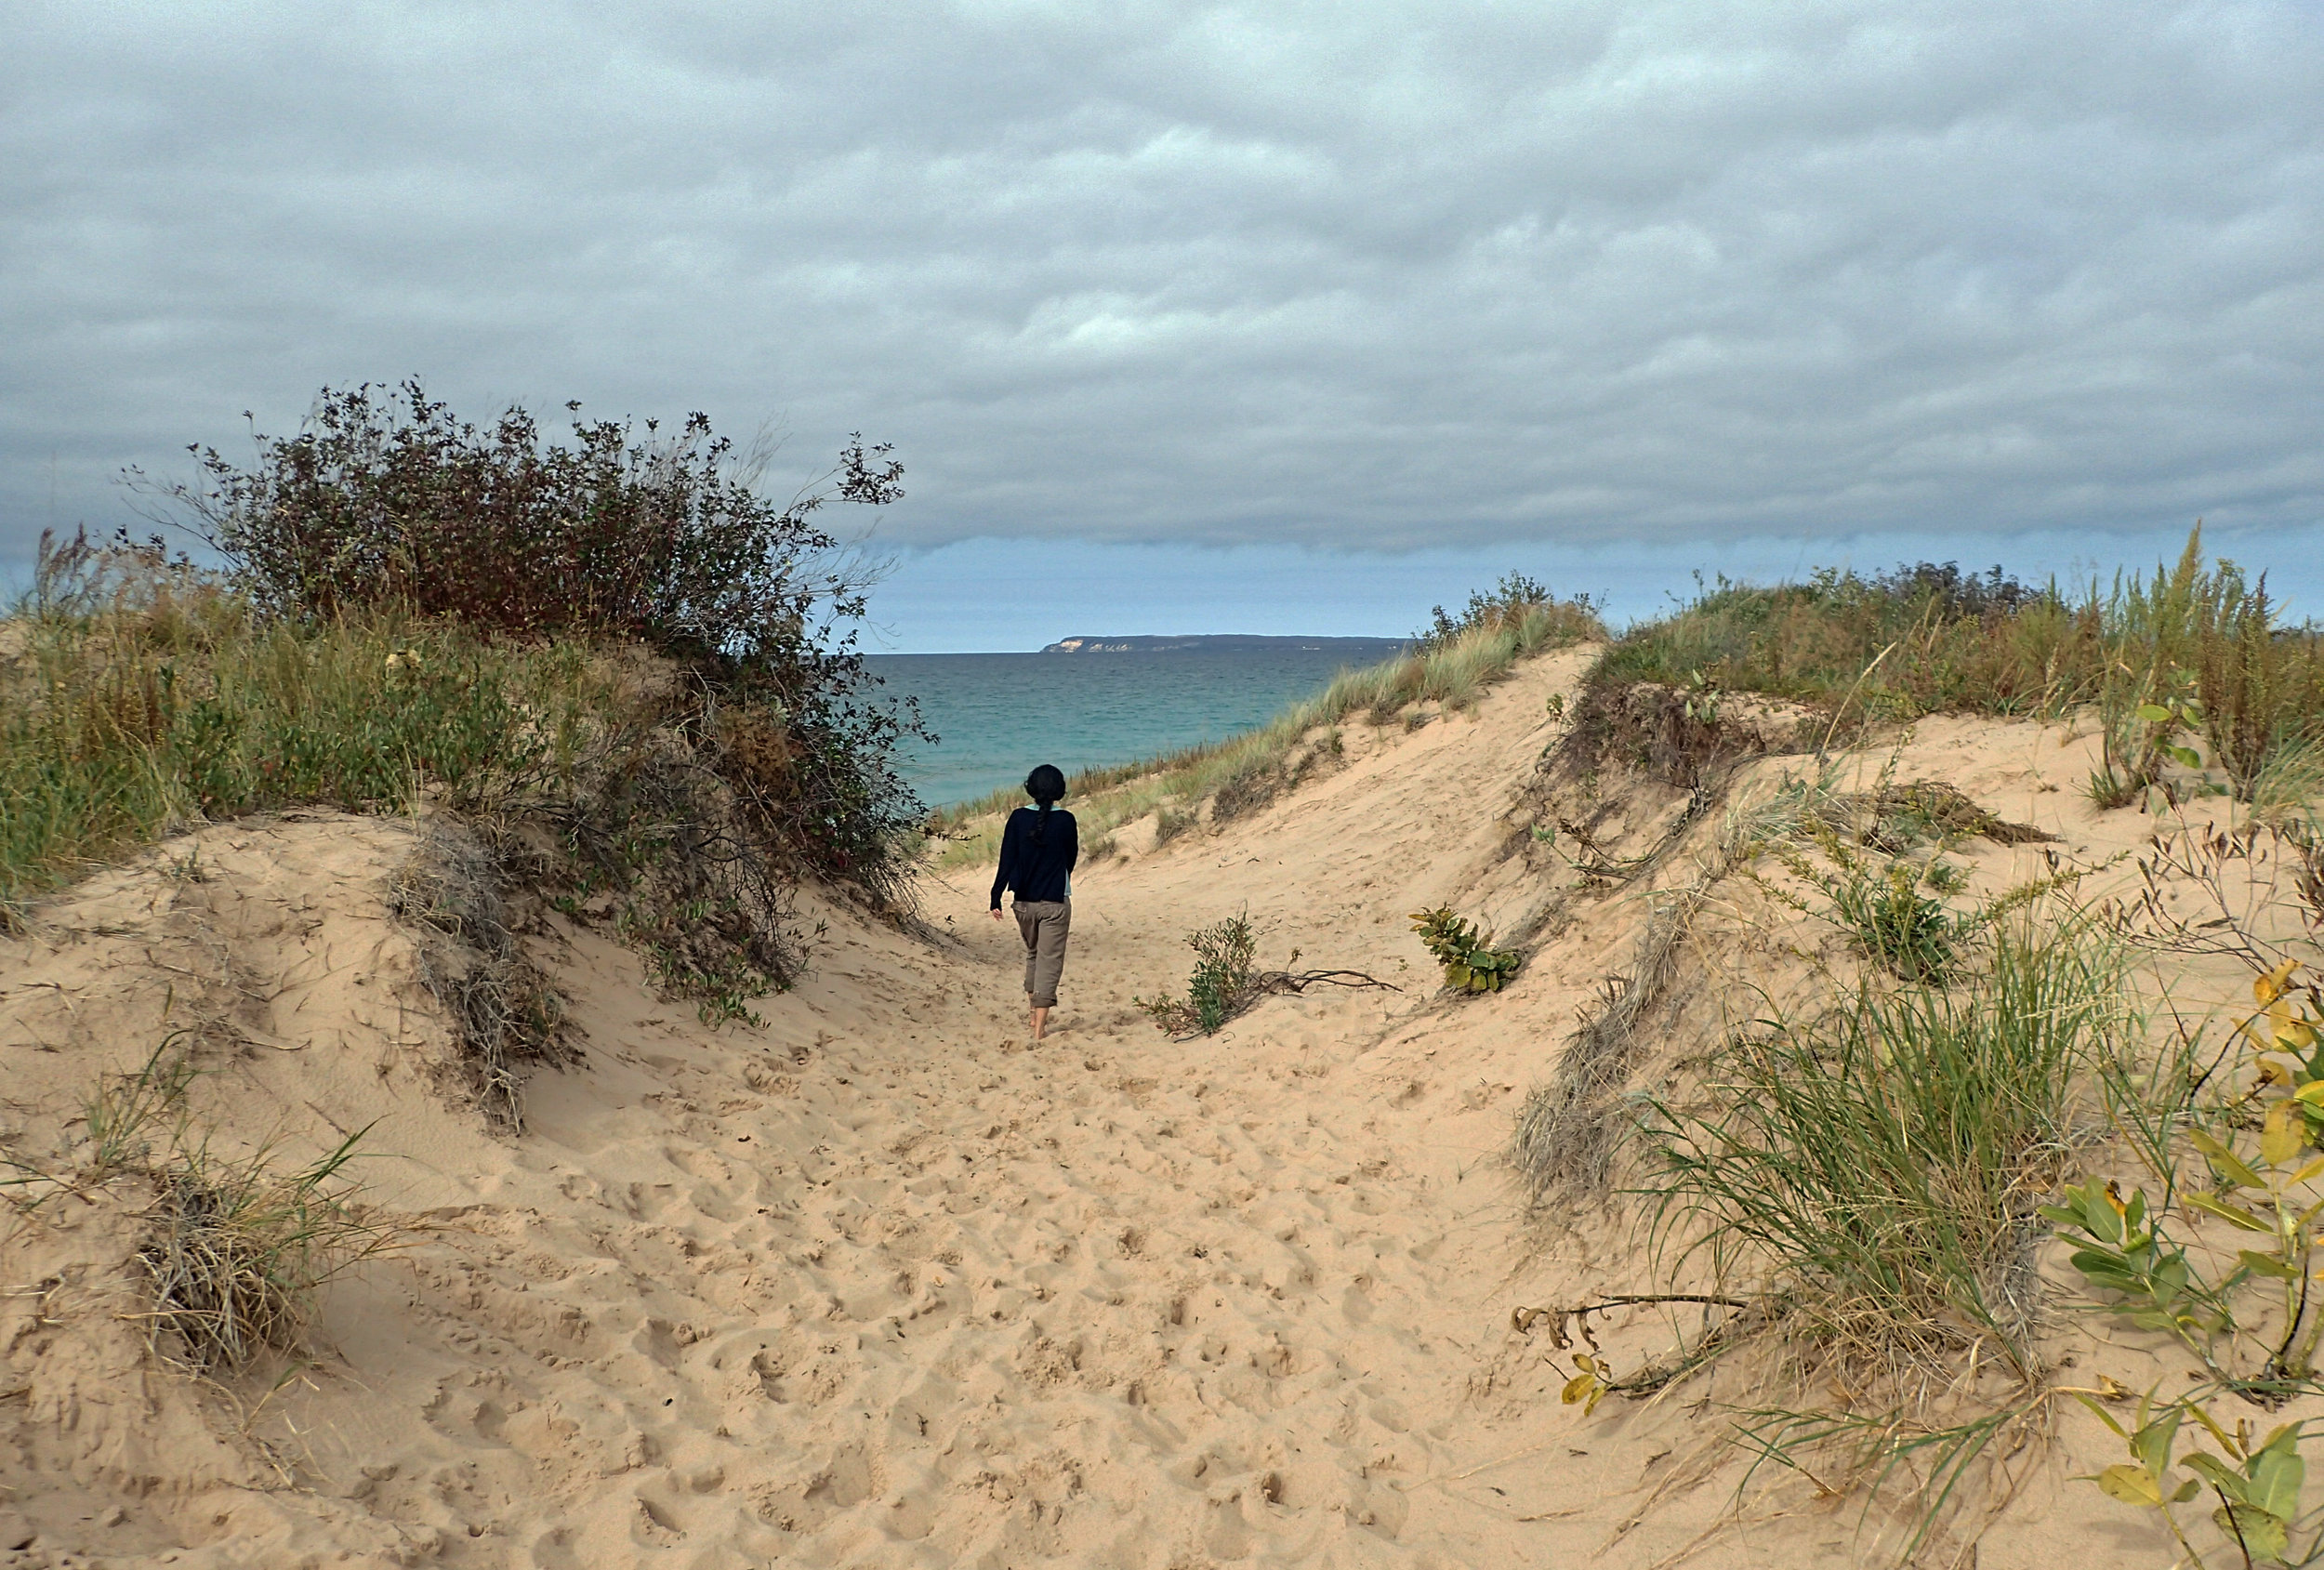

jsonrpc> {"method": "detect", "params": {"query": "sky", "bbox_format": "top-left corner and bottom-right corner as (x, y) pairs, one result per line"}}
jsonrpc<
(5, 1), (2320, 650)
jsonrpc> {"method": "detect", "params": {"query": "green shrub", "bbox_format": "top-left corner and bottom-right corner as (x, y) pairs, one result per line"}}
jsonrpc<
(1409, 905), (1520, 993)
(137, 380), (903, 659)
(126, 383), (931, 903)
(1136, 912), (1259, 1035)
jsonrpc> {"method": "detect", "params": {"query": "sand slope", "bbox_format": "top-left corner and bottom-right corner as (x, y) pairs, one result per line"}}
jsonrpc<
(0, 649), (2296, 1568)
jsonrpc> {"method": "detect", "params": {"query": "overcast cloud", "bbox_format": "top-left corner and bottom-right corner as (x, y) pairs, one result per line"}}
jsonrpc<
(4, 0), (2319, 582)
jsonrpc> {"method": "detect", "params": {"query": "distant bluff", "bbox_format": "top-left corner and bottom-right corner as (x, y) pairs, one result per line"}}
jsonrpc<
(1039, 633), (1409, 655)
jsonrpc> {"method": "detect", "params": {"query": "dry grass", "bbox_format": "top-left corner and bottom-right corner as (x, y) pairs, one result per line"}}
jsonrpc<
(137, 1124), (396, 1372)
(38, 1042), (407, 1374)
(1511, 882), (1706, 1204)
(387, 821), (579, 1129)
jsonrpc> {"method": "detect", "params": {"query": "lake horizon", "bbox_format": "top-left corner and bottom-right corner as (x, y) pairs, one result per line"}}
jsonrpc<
(866, 640), (1409, 810)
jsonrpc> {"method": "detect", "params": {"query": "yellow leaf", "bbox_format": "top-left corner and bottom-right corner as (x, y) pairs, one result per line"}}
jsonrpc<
(2259, 959), (2301, 1006)
(2264, 1102), (2303, 1168)
(2291, 1155), (2324, 1187)
(2091, 1463), (2165, 1508)
(1561, 1374), (1595, 1405)
(2293, 1080), (2324, 1107)
(2269, 1000), (2301, 1046)
(2259, 1059), (2296, 1089)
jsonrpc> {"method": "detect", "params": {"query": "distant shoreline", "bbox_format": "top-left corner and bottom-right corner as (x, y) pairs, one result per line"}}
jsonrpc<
(1039, 634), (1409, 655)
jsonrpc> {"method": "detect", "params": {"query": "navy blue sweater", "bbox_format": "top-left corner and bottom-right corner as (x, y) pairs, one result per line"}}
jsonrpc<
(991, 806), (1077, 907)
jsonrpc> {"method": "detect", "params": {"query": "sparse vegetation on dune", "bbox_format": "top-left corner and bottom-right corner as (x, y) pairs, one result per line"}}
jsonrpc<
(1566, 528), (2324, 802)
(3, 384), (927, 1100)
(1504, 534), (2324, 1565)
(5, 1040), (403, 1375)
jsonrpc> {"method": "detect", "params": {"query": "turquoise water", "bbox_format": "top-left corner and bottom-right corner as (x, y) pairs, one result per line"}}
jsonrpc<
(867, 646), (1406, 809)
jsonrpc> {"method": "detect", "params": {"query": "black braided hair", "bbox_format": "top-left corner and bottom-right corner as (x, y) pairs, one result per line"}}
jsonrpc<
(1025, 764), (1066, 844)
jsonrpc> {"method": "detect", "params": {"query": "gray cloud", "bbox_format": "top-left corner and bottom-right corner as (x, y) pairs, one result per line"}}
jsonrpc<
(4, 0), (2319, 566)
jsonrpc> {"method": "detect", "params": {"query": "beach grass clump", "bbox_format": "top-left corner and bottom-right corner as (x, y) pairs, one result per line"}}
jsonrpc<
(138, 1124), (394, 1372)
(41, 1041), (403, 1373)
(0, 532), (618, 921)
(935, 583), (1604, 865)
(1640, 917), (2124, 1380)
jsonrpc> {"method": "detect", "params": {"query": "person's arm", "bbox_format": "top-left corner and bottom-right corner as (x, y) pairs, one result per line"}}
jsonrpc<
(990, 812), (1016, 910)
(1064, 812), (1079, 877)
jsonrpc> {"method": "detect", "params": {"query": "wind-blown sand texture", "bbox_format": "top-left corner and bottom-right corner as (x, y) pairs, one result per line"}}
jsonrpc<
(2, 648), (2309, 1567)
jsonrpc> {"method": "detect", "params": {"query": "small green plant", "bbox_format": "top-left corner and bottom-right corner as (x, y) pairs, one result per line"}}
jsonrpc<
(1766, 833), (1962, 983)
(1135, 916), (1395, 1036)
(2044, 1177), (2228, 1349)
(1409, 906), (1520, 993)
(83, 1036), (201, 1178)
(1137, 912), (1259, 1035)
(1832, 858), (1959, 983)
(2052, 961), (2324, 1392)
(2075, 1385), (2317, 1567)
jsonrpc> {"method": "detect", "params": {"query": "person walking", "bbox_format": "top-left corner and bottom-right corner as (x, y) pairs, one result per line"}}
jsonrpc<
(990, 763), (1076, 1041)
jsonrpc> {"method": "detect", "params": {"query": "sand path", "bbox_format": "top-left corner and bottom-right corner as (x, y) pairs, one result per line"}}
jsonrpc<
(284, 645), (1723, 1569)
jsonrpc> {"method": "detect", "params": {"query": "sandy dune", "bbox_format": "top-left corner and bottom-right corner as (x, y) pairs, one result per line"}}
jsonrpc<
(0, 648), (2297, 1567)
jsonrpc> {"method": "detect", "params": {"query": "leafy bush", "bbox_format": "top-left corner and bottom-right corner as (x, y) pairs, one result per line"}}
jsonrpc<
(127, 383), (929, 897)
(1137, 913), (1259, 1035)
(1409, 905), (1520, 993)
(1414, 570), (1600, 653)
(139, 380), (904, 660)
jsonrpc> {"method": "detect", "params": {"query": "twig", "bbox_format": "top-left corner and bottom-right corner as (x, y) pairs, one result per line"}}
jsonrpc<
(1252, 969), (1400, 996)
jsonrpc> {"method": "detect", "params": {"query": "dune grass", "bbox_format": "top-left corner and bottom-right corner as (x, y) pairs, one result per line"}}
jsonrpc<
(5, 1039), (404, 1373)
(1643, 917), (2125, 1383)
(1590, 531), (2324, 805)
(0, 545), (623, 925)
(932, 593), (1604, 867)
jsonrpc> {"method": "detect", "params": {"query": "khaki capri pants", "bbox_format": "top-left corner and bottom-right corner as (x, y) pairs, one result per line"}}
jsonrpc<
(1012, 899), (1071, 1008)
